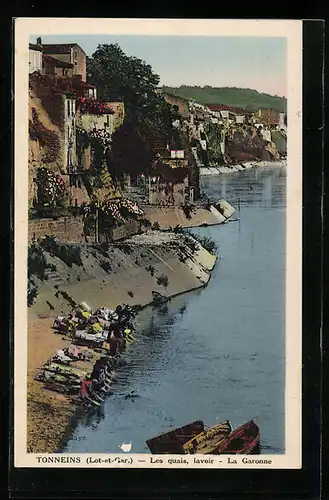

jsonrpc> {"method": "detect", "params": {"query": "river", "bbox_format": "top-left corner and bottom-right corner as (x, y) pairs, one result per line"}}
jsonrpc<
(64, 166), (286, 455)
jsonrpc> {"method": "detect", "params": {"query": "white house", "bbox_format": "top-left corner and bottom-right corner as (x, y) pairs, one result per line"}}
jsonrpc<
(29, 44), (43, 74)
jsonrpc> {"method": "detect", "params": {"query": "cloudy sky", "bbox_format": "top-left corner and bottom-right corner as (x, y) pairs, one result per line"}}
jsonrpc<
(31, 35), (287, 97)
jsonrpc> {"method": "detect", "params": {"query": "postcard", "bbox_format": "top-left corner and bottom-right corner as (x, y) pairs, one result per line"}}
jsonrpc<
(14, 18), (302, 469)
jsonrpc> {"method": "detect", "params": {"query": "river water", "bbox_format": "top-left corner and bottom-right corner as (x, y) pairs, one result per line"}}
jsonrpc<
(64, 166), (286, 455)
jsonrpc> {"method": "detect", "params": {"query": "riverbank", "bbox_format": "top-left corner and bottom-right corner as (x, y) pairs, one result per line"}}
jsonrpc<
(141, 204), (227, 229)
(200, 159), (287, 176)
(27, 230), (217, 452)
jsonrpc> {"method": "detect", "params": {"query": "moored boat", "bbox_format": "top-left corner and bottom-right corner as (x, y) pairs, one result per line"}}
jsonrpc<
(146, 421), (205, 454)
(182, 420), (232, 454)
(215, 419), (260, 454)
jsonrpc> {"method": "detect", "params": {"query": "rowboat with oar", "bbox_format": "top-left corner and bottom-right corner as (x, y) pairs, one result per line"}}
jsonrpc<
(182, 420), (232, 454)
(146, 421), (205, 454)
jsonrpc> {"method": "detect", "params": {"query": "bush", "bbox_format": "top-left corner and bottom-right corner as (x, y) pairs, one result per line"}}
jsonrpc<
(40, 236), (82, 267)
(146, 265), (155, 277)
(183, 230), (218, 255)
(28, 244), (48, 280)
(140, 218), (151, 228)
(157, 274), (169, 287)
(118, 244), (132, 255)
(182, 203), (194, 219)
(197, 236), (218, 254)
(152, 221), (160, 230)
(28, 243), (56, 280)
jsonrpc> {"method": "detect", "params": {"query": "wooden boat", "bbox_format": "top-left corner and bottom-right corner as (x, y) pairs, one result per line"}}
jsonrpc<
(146, 421), (205, 454)
(182, 420), (232, 454)
(215, 419), (260, 454)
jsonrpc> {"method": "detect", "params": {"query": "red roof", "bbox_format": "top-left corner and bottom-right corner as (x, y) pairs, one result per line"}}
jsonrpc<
(208, 104), (252, 115)
(73, 80), (96, 90)
(42, 54), (74, 69)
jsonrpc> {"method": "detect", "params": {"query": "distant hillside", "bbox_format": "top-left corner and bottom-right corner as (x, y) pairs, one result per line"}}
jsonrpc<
(161, 86), (287, 113)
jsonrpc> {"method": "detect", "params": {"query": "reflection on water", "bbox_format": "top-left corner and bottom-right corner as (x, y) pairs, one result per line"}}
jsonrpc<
(64, 167), (286, 455)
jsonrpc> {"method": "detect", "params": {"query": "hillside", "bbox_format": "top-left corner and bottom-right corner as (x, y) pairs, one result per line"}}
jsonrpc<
(161, 86), (287, 113)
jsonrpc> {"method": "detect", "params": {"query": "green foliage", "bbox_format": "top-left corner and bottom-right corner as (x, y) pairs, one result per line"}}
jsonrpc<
(28, 243), (56, 279)
(146, 265), (155, 276)
(197, 236), (218, 255)
(27, 243), (57, 306)
(40, 236), (82, 267)
(157, 273), (169, 287)
(83, 215), (96, 236)
(28, 277), (39, 306)
(87, 44), (180, 145)
(205, 122), (225, 165)
(110, 122), (155, 177)
(183, 230), (218, 255)
(162, 86), (287, 112)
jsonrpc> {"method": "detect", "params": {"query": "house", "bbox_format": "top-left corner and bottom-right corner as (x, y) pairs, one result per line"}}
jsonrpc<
(208, 104), (253, 124)
(33, 37), (87, 81)
(28, 74), (81, 208)
(29, 43), (43, 73)
(161, 91), (190, 120)
(256, 108), (281, 127)
(42, 54), (74, 78)
(279, 112), (287, 131)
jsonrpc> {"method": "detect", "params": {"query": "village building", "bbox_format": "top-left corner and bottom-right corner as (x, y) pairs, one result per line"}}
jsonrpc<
(161, 91), (190, 120)
(42, 54), (74, 78)
(29, 43), (43, 74)
(28, 68), (125, 211)
(207, 104), (253, 124)
(36, 38), (87, 81)
(255, 108), (281, 127)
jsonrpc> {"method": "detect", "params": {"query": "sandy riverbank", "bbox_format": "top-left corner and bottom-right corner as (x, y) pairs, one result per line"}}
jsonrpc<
(27, 231), (217, 453)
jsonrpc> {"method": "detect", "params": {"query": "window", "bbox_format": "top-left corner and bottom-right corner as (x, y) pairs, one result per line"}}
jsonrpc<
(67, 100), (71, 117)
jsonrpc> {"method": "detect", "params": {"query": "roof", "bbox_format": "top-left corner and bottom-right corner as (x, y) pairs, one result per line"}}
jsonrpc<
(42, 54), (74, 69)
(73, 80), (96, 89)
(208, 104), (252, 115)
(41, 43), (86, 55)
(29, 43), (43, 52)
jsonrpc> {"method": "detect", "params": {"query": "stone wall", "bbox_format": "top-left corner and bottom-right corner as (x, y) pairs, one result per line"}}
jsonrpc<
(28, 216), (84, 243)
(105, 219), (141, 242)
(148, 180), (187, 206)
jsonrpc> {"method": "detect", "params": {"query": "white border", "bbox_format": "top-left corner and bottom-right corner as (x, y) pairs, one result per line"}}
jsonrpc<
(14, 18), (302, 469)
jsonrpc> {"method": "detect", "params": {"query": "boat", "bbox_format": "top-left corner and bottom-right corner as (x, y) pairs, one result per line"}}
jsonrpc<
(146, 421), (205, 454)
(215, 419), (260, 454)
(182, 420), (232, 454)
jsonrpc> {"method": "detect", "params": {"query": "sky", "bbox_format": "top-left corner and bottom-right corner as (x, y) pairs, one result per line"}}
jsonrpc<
(30, 35), (287, 97)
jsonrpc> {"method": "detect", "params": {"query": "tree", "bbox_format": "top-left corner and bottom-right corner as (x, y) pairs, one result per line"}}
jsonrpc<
(87, 44), (180, 143)
(110, 122), (155, 179)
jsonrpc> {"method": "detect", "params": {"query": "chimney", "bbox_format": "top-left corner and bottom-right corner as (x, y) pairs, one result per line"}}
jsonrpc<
(37, 37), (42, 45)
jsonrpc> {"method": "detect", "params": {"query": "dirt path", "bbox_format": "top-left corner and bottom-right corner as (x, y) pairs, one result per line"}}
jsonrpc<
(27, 316), (76, 453)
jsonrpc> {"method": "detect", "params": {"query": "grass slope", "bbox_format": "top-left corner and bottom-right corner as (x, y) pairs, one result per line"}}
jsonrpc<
(162, 86), (287, 112)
